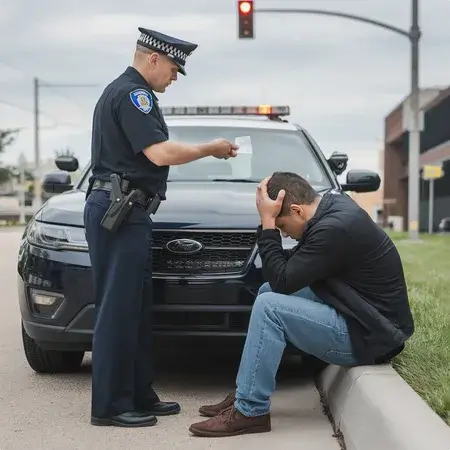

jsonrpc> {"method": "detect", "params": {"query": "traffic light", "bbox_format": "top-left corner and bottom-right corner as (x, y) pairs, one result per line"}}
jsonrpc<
(237, 0), (254, 39)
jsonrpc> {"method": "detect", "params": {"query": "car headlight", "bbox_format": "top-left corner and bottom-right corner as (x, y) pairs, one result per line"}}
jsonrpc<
(27, 220), (88, 251)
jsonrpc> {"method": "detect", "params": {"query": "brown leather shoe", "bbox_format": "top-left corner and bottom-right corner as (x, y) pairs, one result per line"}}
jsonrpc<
(198, 392), (235, 417)
(189, 405), (271, 437)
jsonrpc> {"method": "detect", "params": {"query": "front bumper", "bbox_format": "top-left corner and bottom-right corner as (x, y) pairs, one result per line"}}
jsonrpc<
(18, 242), (264, 351)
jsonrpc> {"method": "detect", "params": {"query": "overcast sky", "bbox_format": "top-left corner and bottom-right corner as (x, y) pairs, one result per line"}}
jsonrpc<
(1, 0), (449, 178)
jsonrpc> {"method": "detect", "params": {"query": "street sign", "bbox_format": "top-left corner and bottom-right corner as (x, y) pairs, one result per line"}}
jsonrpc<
(422, 164), (444, 234)
(422, 164), (443, 180)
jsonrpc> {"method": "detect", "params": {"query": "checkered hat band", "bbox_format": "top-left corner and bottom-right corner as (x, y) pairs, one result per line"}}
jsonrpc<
(138, 33), (187, 61)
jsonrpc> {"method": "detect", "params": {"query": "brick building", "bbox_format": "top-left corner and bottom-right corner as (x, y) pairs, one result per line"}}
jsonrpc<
(383, 86), (450, 231)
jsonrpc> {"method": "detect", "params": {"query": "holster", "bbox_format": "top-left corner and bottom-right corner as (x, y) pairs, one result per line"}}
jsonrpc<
(100, 174), (139, 233)
(145, 193), (161, 215)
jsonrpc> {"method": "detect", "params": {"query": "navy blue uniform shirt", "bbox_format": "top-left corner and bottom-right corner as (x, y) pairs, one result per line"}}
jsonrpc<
(89, 66), (170, 199)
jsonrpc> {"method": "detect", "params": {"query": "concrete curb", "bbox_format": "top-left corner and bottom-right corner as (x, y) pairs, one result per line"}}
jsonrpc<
(317, 364), (450, 450)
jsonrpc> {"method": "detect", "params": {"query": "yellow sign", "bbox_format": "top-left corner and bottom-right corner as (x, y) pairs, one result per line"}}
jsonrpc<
(423, 165), (443, 180)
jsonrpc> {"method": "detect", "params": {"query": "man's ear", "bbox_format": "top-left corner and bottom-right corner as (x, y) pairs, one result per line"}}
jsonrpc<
(148, 52), (159, 67)
(290, 204), (304, 217)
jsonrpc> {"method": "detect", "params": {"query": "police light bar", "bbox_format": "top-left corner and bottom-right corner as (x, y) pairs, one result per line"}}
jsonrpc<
(160, 105), (290, 117)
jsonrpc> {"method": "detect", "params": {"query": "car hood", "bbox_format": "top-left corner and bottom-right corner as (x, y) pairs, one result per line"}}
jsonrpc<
(35, 182), (262, 229)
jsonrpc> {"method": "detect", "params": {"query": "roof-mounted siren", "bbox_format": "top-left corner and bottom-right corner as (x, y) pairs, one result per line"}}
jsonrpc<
(160, 105), (290, 120)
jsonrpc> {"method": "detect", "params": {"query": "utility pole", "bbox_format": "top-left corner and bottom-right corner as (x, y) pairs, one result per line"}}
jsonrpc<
(249, 0), (422, 240)
(32, 77), (97, 209)
(407, 0), (421, 240)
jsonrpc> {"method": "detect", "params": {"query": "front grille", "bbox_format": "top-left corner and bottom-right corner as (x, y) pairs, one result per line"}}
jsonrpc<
(152, 231), (256, 249)
(152, 230), (257, 275)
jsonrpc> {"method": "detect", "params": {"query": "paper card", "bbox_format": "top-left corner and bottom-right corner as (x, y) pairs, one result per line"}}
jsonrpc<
(234, 135), (253, 154)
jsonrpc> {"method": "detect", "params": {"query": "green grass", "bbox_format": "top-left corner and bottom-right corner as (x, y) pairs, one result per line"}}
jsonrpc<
(389, 232), (450, 425)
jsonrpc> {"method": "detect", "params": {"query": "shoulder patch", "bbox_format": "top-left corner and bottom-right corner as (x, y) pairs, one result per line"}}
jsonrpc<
(129, 89), (153, 114)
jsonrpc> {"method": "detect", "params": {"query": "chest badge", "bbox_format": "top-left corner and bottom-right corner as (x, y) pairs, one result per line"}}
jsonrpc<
(130, 89), (153, 114)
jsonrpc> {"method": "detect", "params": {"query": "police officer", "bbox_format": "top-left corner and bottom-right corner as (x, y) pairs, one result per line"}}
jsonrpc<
(84, 27), (238, 428)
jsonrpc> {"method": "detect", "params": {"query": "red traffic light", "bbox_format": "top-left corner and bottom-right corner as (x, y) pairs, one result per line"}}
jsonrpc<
(237, 0), (254, 38)
(239, 1), (252, 14)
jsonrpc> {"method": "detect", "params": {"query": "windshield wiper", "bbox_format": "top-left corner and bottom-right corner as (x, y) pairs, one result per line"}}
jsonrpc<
(211, 178), (259, 183)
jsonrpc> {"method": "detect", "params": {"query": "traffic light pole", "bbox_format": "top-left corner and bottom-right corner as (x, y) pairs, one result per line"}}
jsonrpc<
(253, 0), (421, 240)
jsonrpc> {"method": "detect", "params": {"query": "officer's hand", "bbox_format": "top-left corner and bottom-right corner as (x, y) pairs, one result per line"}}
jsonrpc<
(208, 139), (239, 160)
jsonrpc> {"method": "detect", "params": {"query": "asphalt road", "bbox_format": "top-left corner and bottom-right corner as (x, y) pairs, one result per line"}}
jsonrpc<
(0, 228), (341, 450)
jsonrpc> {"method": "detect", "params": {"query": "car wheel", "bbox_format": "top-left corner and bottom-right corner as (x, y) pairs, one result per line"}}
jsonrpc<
(21, 321), (85, 373)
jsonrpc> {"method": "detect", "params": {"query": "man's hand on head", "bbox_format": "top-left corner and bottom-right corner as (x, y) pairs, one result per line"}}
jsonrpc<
(256, 176), (285, 228)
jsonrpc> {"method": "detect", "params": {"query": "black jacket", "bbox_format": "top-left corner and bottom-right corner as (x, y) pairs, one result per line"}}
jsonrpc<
(256, 190), (415, 365)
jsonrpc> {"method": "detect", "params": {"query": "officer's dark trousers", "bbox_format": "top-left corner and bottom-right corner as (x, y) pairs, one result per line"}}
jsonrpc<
(84, 189), (160, 418)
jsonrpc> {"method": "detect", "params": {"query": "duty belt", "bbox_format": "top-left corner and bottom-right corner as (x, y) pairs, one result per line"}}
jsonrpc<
(92, 174), (162, 233)
(92, 179), (152, 207)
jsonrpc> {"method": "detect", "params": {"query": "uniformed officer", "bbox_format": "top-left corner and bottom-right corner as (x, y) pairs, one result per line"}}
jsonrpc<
(84, 27), (238, 428)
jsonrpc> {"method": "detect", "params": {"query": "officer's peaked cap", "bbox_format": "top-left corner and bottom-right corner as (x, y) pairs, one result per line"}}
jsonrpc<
(137, 28), (198, 76)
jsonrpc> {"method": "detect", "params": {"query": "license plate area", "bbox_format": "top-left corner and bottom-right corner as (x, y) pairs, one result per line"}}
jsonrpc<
(161, 282), (240, 305)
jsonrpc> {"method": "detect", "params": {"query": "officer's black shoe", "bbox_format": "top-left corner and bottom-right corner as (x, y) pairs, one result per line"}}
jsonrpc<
(90, 411), (158, 427)
(138, 401), (181, 416)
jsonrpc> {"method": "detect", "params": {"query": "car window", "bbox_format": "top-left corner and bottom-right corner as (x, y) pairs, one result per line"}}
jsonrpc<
(168, 126), (331, 189)
(79, 125), (332, 190)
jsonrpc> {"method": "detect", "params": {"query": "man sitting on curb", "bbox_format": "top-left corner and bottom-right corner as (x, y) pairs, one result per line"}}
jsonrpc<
(188, 171), (414, 438)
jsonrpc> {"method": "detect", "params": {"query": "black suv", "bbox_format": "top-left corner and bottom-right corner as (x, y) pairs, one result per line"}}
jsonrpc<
(17, 106), (380, 373)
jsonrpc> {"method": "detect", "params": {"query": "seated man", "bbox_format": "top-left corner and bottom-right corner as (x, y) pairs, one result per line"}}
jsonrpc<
(188, 171), (414, 438)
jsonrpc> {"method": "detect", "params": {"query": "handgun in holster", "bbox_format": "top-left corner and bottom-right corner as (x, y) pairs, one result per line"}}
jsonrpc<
(100, 174), (140, 232)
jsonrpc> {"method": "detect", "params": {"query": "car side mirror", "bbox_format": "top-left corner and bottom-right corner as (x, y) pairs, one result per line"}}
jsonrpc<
(42, 171), (73, 194)
(341, 169), (381, 193)
(55, 155), (79, 172)
(327, 152), (348, 176)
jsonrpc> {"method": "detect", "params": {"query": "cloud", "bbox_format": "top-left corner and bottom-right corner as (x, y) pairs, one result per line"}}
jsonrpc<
(0, 0), (449, 177)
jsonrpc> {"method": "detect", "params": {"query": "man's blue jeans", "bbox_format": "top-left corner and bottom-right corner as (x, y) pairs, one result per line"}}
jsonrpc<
(235, 282), (358, 417)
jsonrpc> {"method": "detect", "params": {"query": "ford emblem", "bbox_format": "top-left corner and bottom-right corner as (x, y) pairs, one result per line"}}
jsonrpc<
(165, 238), (203, 254)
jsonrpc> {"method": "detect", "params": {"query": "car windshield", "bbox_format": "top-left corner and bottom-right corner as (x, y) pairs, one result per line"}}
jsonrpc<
(79, 125), (332, 190)
(167, 126), (331, 188)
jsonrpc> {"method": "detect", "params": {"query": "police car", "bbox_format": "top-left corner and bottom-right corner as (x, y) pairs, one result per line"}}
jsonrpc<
(17, 105), (380, 373)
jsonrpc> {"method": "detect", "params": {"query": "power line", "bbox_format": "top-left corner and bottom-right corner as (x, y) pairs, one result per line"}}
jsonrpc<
(0, 60), (99, 121)
(38, 80), (99, 116)
(0, 61), (30, 78)
(0, 98), (79, 128)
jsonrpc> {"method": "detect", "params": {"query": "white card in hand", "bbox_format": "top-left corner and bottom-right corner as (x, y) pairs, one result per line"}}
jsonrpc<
(235, 136), (253, 154)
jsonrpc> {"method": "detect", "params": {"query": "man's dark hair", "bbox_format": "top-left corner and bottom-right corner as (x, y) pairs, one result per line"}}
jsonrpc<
(267, 172), (318, 216)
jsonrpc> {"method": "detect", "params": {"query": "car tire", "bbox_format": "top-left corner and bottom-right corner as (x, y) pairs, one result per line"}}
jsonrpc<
(21, 322), (85, 373)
